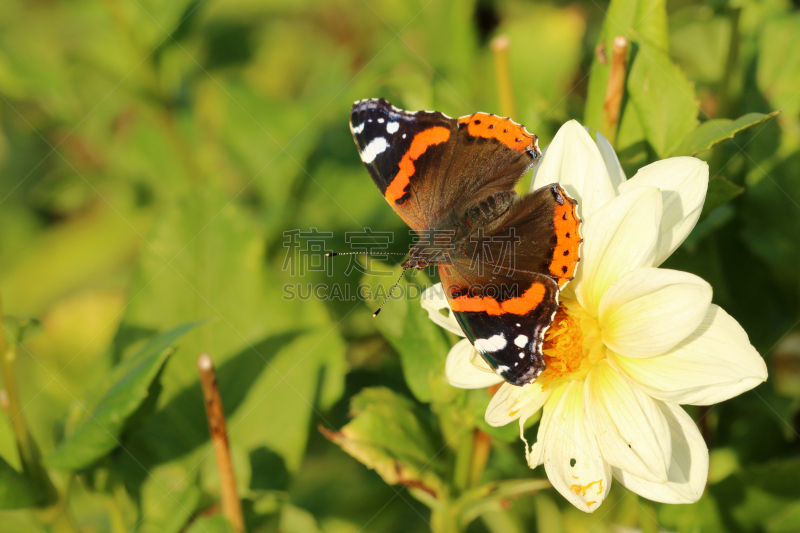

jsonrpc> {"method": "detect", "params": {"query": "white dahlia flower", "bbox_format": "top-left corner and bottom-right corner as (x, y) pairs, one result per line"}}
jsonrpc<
(421, 120), (767, 512)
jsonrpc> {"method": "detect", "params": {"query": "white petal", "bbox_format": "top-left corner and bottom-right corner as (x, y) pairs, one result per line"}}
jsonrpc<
(485, 381), (550, 427)
(538, 380), (611, 513)
(446, 339), (504, 389)
(599, 268), (712, 358)
(614, 402), (708, 504)
(608, 305), (768, 405)
(526, 382), (569, 470)
(421, 283), (464, 336)
(468, 346), (495, 373)
(588, 127), (626, 193)
(620, 157), (709, 266)
(531, 120), (616, 219)
(584, 361), (671, 483)
(574, 187), (662, 316)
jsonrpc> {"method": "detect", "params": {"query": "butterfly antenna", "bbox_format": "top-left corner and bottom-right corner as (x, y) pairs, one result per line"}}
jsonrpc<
(373, 267), (409, 318)
(326, 252), (407, 257)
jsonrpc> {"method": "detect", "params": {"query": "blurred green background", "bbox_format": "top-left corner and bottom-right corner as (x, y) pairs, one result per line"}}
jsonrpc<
(1, 0), (800, 531)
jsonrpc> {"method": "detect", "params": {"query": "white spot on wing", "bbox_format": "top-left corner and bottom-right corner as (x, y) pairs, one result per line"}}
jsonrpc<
(360, 137), (388, 164)
(495, 365), (510, 376)
(514, 335), (528, 348)
(352, 123), (365, 134)
(386, 122), (399, 134)
(378, 118), (385, 123)
(474, 334), (507, 353)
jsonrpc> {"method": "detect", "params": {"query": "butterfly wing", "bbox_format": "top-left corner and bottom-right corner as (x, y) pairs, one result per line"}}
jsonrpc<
(350, 98), (540, 231)
(438, 183), (581, 386)
(470, 183), (581, 290)
(350, 98), (579, 387)
(439, 266), (559, 386)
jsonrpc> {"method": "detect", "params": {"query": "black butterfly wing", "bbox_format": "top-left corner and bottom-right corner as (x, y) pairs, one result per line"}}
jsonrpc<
(439, 265), (559, 386)
(350, 99), (541, 232)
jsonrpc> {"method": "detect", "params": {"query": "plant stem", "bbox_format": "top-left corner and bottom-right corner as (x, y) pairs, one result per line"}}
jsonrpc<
(430, 495), (462, 533)
(468, 429), (491, 488)
(491, 35), (516, 119)
(452, 429), (473, 494)
(0, 298), (58, 506)
(718, 7), (741, 117)
(198, 353), (245, 532)
(602, 36), (629, 146)
(33, 476), (80, 533)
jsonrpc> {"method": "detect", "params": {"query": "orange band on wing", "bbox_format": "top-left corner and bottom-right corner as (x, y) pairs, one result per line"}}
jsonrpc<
(385, 126), (451, 203)
(450, 282), (546, 316)
(549, 194), (581, 288)
(457, 113), (536, 152)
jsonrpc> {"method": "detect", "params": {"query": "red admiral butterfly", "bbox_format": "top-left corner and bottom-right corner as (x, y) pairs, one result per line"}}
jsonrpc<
(349, 98), (581, 386)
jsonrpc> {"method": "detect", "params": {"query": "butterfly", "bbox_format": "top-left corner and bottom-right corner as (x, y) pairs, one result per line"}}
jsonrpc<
(349, 98), (581, 386)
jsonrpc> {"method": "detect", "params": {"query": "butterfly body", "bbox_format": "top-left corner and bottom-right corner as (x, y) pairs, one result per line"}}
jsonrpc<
(350, 98), (581, 386)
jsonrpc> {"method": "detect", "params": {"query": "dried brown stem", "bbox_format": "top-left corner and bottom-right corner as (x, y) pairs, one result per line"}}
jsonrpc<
(198, 354), (245, 532)
(602, 36), (629, 145)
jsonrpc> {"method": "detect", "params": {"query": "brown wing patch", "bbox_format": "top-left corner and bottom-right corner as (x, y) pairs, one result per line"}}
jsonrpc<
(549, 188), (581, 289)
(385, 126), (451, 204)
(449, 282), (546, 315)
(457, 113), (538, 152)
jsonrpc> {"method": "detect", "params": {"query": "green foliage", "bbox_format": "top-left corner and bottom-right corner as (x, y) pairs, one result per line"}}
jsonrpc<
(700, 177), (744, 219)
(757, 14), (800, 120)
(626, 40), (699, 158)
(0, 454), (40, 509)
(360, 265), (451, 403)
(670, 112), (779, 157)
(45, 321), (204, 470)
(324, 387), (446, 499)
(0, 0), (798, 531)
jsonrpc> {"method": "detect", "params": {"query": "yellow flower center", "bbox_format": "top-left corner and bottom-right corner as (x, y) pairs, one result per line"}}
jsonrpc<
(537, 299), (606, 389)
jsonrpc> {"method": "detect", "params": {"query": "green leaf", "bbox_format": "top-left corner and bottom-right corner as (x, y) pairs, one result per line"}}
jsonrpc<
(120, 330), (302, 466)
(584, 0), (669, 134)
(279, 503), (324, 533)
(360, 264), (451, 403)
(113, 186), (346, 475)
(322, 387), (445, 500)
(615, 102), (651, 176)
(185, 515), (240, 533)
(670, 14), (731, 84)
(457, 479), (551, 526)
(0, 454), (40, 509)
(740, 152), (800, 294)
(670, 112), (779, 157)
(682, 204), (735, 251)
(758, 15), (800, 120)
(700, 178), (744, 219)
(44, 320), (203, 470)
(137, 463), (204, 533)
(627, 41), (699, 158)
(500, 5), (586, 125)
